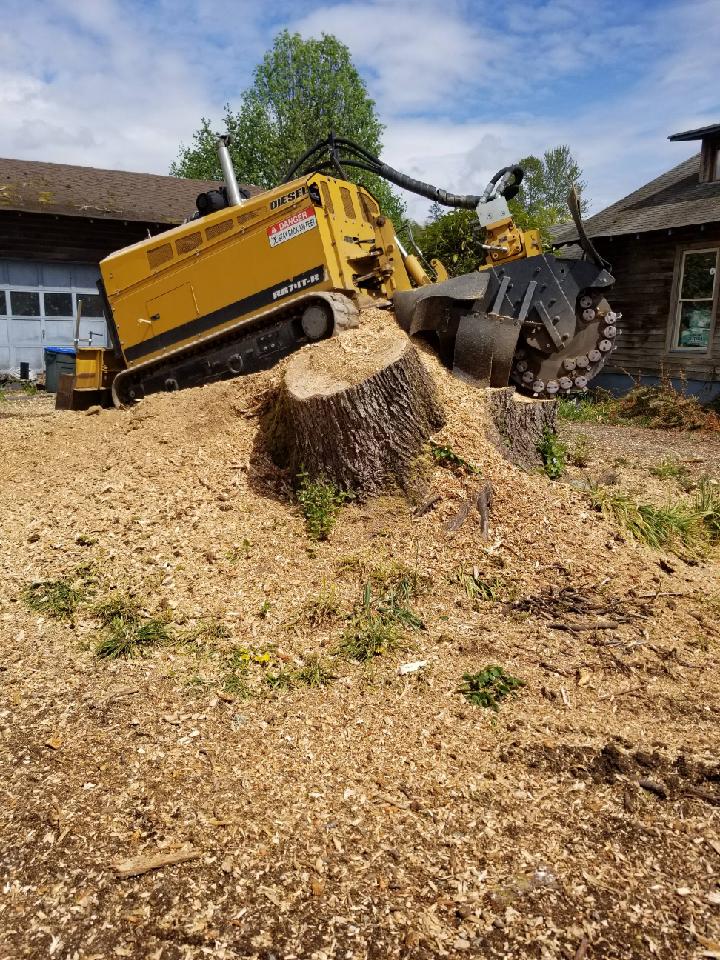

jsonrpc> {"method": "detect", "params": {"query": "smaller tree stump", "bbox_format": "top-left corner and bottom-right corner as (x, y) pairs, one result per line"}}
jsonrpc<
(484, 387), (558, 469)
(264, 331), (445, 496)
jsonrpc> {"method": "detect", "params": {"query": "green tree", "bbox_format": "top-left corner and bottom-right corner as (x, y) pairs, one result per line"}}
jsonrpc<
(509, 145), (588, 244)
(414, 209), (485, 277)
(172, 30), (405, 226)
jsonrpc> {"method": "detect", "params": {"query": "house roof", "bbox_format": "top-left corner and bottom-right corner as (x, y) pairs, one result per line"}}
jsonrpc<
(669, 123), (720, 142)
(0, 156), (259, 224)
(553, 153), (720, 244)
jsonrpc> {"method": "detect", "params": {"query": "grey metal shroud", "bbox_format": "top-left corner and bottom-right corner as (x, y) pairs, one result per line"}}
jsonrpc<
(393, 256), (614, 396)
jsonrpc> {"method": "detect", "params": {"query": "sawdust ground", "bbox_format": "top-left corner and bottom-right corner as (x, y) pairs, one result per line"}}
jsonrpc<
(1, 310), (719, 960)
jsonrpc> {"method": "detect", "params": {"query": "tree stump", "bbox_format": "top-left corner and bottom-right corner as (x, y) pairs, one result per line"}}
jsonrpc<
(484, 386), (558, 469)
(264, 330), (445, 496)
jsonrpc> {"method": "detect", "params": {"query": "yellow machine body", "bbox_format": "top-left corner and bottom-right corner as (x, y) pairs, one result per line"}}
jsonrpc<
(66, 175), (412, 406)
(481, 216), (542, 266)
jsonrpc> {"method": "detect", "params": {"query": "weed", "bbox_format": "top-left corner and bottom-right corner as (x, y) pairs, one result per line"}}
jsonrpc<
(227, 538), (252, 562)
(428, 441), (478, 475)
(296, 470), (350, 541)
(458, 665), (525, 711)
(21, 381), (37, 397)
(75, 533), (98, 547)
(339, 609), (402, 662)
(452, 566), (507, 602)
(258, 599), (271, 619)
(95, 615), (169, 659)
(695, 478), (720, 543)
(537, 429), (567, 479)
(589, 486), (703, 553)
(223, 670), (253, 698)
(293, 655), (336, 688)
(338, 576), (423, 662)
(93, 592), (169, 659)
(22, 575), (87, 620)
(368, 560), (427, 602)
(264, 668), (296, 690)
(557, 395), (614, 424)
(227, 646), (272, 670)
(94, 592), (139, 625)
(570, 435), (591, 468)
(0, 388), (6, 402)
(649, 459), (690, 483)
(298, 585), (342, 626)
(183, 617), (231, 647)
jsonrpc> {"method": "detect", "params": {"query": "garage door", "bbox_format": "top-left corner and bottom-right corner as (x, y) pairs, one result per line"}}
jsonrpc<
(0, 261), (108, 376)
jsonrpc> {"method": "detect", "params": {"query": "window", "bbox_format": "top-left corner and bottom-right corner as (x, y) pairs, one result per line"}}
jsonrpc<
(10, 291), (41, 316)
(44, 292), (74, 317)
(0, 290), (5, 315)
(672, 249), (718, 350)
(77, 292), (104, 317)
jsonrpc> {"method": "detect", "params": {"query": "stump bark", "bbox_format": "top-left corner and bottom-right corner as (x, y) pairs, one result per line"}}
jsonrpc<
(264, 331), (445, 496)
(484, 386), (558, 469)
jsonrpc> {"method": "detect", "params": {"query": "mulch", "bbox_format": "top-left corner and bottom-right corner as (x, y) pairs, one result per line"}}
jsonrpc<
(1, 310), (718, 959)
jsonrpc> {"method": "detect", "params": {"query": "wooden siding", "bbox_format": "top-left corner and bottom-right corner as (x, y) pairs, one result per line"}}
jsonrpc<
(0, 211), (174, 265)
(594, 222), (720, 382)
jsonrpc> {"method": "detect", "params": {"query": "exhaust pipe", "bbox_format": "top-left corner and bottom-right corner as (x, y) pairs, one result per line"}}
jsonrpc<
(215, 134), (244, 207)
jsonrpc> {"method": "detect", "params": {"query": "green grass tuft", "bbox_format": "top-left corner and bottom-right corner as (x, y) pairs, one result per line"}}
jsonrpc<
(22, 576), (86, 620)
(452, 566), (508, 602)
(649, 459), (690, 482)
(94, 593), (169, 659)
(589, 483), (720, 554)
(293, 655), (337, 688)
(557, 395), (614, 424)
(338, 575), (424, 662)
(298, 585), (342, 626)
(339, 608), (402, 662)
(458, 665), (525, 711)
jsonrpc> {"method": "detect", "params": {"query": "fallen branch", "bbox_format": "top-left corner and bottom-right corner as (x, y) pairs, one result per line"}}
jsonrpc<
(112, 848), (201, 878)
(475, 483), (494, 539)
(444, 499), (472, 534)
(414, 493), (441, 517)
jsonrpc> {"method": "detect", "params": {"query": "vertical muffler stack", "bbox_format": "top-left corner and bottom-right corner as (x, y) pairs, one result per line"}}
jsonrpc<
(215, 134), (244, 207)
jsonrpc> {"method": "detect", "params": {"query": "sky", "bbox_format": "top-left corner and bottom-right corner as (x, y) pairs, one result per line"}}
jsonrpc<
(1, 0), (719, 221)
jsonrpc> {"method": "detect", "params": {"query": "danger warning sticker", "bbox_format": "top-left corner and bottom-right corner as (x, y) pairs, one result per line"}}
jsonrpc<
(267, 206), (318, 247)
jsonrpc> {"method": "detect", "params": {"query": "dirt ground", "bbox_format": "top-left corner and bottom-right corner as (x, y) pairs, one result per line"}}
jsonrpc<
(1, 316), (719, 960)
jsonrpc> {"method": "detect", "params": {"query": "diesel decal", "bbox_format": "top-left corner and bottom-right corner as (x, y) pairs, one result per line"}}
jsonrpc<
(267, 206), (318, 248)
(270, 186), (308, 210)
(123, 266), (325, 363)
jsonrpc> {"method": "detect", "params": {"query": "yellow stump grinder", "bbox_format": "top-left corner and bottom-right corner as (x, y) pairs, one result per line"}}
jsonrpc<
(63, 134), (617, 409)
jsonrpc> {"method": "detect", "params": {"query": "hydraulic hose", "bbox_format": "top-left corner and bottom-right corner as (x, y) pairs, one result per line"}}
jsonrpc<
(282, 135), (523, 210)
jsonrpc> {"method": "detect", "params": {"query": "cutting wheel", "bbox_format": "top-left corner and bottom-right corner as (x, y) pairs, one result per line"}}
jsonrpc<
(510, 294), (620, 398)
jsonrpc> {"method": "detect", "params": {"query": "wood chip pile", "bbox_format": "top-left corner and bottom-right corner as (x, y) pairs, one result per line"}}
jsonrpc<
(0, 309), (718, 959)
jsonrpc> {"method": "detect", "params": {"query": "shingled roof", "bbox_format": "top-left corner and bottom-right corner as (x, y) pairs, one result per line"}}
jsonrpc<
(553, 152), (720, 244)
(0, 157), (259, 225)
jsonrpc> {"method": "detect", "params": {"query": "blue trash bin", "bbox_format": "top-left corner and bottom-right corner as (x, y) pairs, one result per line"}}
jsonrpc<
(44, 346), (77, 393)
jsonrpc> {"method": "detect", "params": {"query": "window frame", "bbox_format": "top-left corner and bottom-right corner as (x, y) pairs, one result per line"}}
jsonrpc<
(666, 244), (719, 357)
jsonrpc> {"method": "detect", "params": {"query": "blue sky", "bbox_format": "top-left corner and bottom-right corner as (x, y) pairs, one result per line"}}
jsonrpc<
(1, 0), (718, 220)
